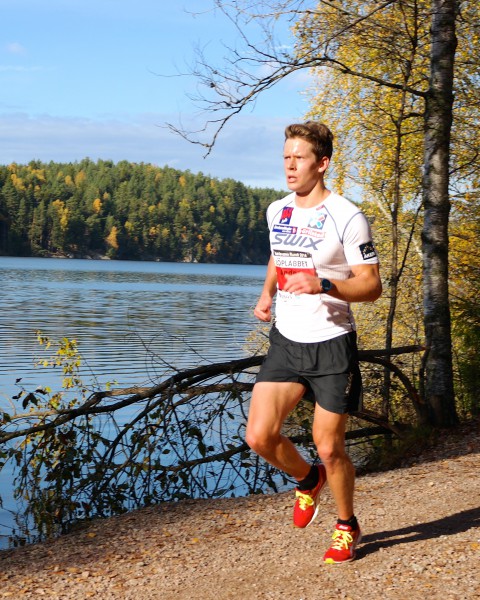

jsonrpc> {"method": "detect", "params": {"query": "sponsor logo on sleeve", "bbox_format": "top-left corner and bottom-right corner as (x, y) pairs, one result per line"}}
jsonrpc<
(359, 241), (377, 260)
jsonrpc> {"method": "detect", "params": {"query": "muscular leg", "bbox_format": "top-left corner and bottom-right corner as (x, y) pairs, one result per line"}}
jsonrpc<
(245, 381), (310, 481)
(312, 404), (355, 520)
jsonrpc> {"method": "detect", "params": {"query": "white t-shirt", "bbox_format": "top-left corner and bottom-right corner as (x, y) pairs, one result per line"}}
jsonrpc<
(266, 191), (379, 343)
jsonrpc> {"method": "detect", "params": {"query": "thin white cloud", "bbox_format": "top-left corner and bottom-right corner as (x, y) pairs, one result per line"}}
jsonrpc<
(6, 42), (27, 55)
(0, 112), (288, 190)
(0, 65), (43, 72)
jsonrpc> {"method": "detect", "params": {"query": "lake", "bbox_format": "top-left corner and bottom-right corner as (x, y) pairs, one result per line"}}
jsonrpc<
(0, 257), (267, 395)
(0, 256), (268, 547)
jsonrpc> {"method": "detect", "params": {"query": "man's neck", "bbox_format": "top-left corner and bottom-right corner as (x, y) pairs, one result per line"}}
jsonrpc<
(294, 185), (331, 209)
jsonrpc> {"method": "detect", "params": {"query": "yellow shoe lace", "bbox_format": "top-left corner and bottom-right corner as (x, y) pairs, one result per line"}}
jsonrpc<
(329, 529), (353, 550)
(295, 489), (315, 511)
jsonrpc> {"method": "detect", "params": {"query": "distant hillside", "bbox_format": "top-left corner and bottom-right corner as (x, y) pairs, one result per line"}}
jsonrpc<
(0, 160), (283, 264)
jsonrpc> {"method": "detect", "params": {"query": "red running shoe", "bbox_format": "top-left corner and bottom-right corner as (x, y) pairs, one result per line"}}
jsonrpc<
(293, 464), (327, 528)
(323, 522), (362, 564)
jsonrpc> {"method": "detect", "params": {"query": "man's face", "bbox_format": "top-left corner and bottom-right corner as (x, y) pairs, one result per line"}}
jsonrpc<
(283, 137), (326, 195)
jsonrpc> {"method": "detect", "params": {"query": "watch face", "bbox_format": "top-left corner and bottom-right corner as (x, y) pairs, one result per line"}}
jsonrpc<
(322, 278), (332, 292)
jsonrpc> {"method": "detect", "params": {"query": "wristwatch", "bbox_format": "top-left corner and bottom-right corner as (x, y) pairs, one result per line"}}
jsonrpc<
(321, 278), (332, 293)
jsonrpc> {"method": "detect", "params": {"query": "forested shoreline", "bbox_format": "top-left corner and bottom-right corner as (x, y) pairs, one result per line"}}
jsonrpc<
(0, 160), (283, 264)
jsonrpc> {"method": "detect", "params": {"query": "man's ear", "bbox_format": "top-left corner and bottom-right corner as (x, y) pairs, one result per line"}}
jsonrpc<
(318, 155), (330, 174)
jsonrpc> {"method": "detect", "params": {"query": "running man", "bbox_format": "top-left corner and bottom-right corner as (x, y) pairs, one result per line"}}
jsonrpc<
(246, 121), (382, 564)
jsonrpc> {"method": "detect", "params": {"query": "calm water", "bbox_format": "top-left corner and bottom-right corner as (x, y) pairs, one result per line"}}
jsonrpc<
(0, 256), (267, 546)
(0, 257), (267, 396)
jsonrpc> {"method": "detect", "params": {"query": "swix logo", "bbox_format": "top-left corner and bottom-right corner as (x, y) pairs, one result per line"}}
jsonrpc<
(272, 232), (323, 250)
(279, 206), (294, 224)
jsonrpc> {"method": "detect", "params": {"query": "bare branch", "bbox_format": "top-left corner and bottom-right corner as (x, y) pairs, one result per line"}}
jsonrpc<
(0, 347), (424, 444)
(166, 0), (428, 153)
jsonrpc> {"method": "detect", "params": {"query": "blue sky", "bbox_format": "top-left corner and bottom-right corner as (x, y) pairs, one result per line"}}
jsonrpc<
(1, 0), (312, 189)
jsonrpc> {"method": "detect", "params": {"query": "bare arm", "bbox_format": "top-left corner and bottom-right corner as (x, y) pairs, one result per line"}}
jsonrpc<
(283, 263), (382, 303)
(253, 255), (278, 322)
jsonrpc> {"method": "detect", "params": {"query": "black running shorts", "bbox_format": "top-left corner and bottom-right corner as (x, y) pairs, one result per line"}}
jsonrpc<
(255, 326), (362, 415)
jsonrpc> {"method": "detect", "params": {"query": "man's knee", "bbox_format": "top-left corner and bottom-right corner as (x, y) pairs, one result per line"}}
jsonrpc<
(316, 443), (335, 466)
(245, 423), (277, 455)
(315, 437), (348, 466)
(246, 381), (303, 455)
(313, 407), (349, 465)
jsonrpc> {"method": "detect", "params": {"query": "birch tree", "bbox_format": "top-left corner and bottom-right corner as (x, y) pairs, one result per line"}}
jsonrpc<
(298, 0), (426, 418)
(172, 0), (480, 426)
(421, 0), (458, 425)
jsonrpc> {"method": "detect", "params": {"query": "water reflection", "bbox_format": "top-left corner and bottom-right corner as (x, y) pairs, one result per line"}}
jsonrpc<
(0, 257), (266, 395)
(0, 257), (269, 547)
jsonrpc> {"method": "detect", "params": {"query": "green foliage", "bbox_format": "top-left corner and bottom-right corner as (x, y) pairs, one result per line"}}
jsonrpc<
(0, 160), (281, 264)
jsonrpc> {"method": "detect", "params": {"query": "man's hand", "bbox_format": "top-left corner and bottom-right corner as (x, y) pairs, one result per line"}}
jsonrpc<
(283, 272), (322, 295)
(254, 293), (273, 322)
(283, 264), (382, 302)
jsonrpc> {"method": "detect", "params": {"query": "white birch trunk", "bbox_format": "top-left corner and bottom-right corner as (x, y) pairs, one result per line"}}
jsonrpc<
(421, 0), (459, 426)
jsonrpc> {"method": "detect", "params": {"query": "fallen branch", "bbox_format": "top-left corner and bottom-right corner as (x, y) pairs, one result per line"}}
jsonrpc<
(0, 346), (425, 444)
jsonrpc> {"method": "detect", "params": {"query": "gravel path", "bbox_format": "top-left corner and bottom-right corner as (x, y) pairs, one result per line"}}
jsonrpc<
(1, 420), (479, 599)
